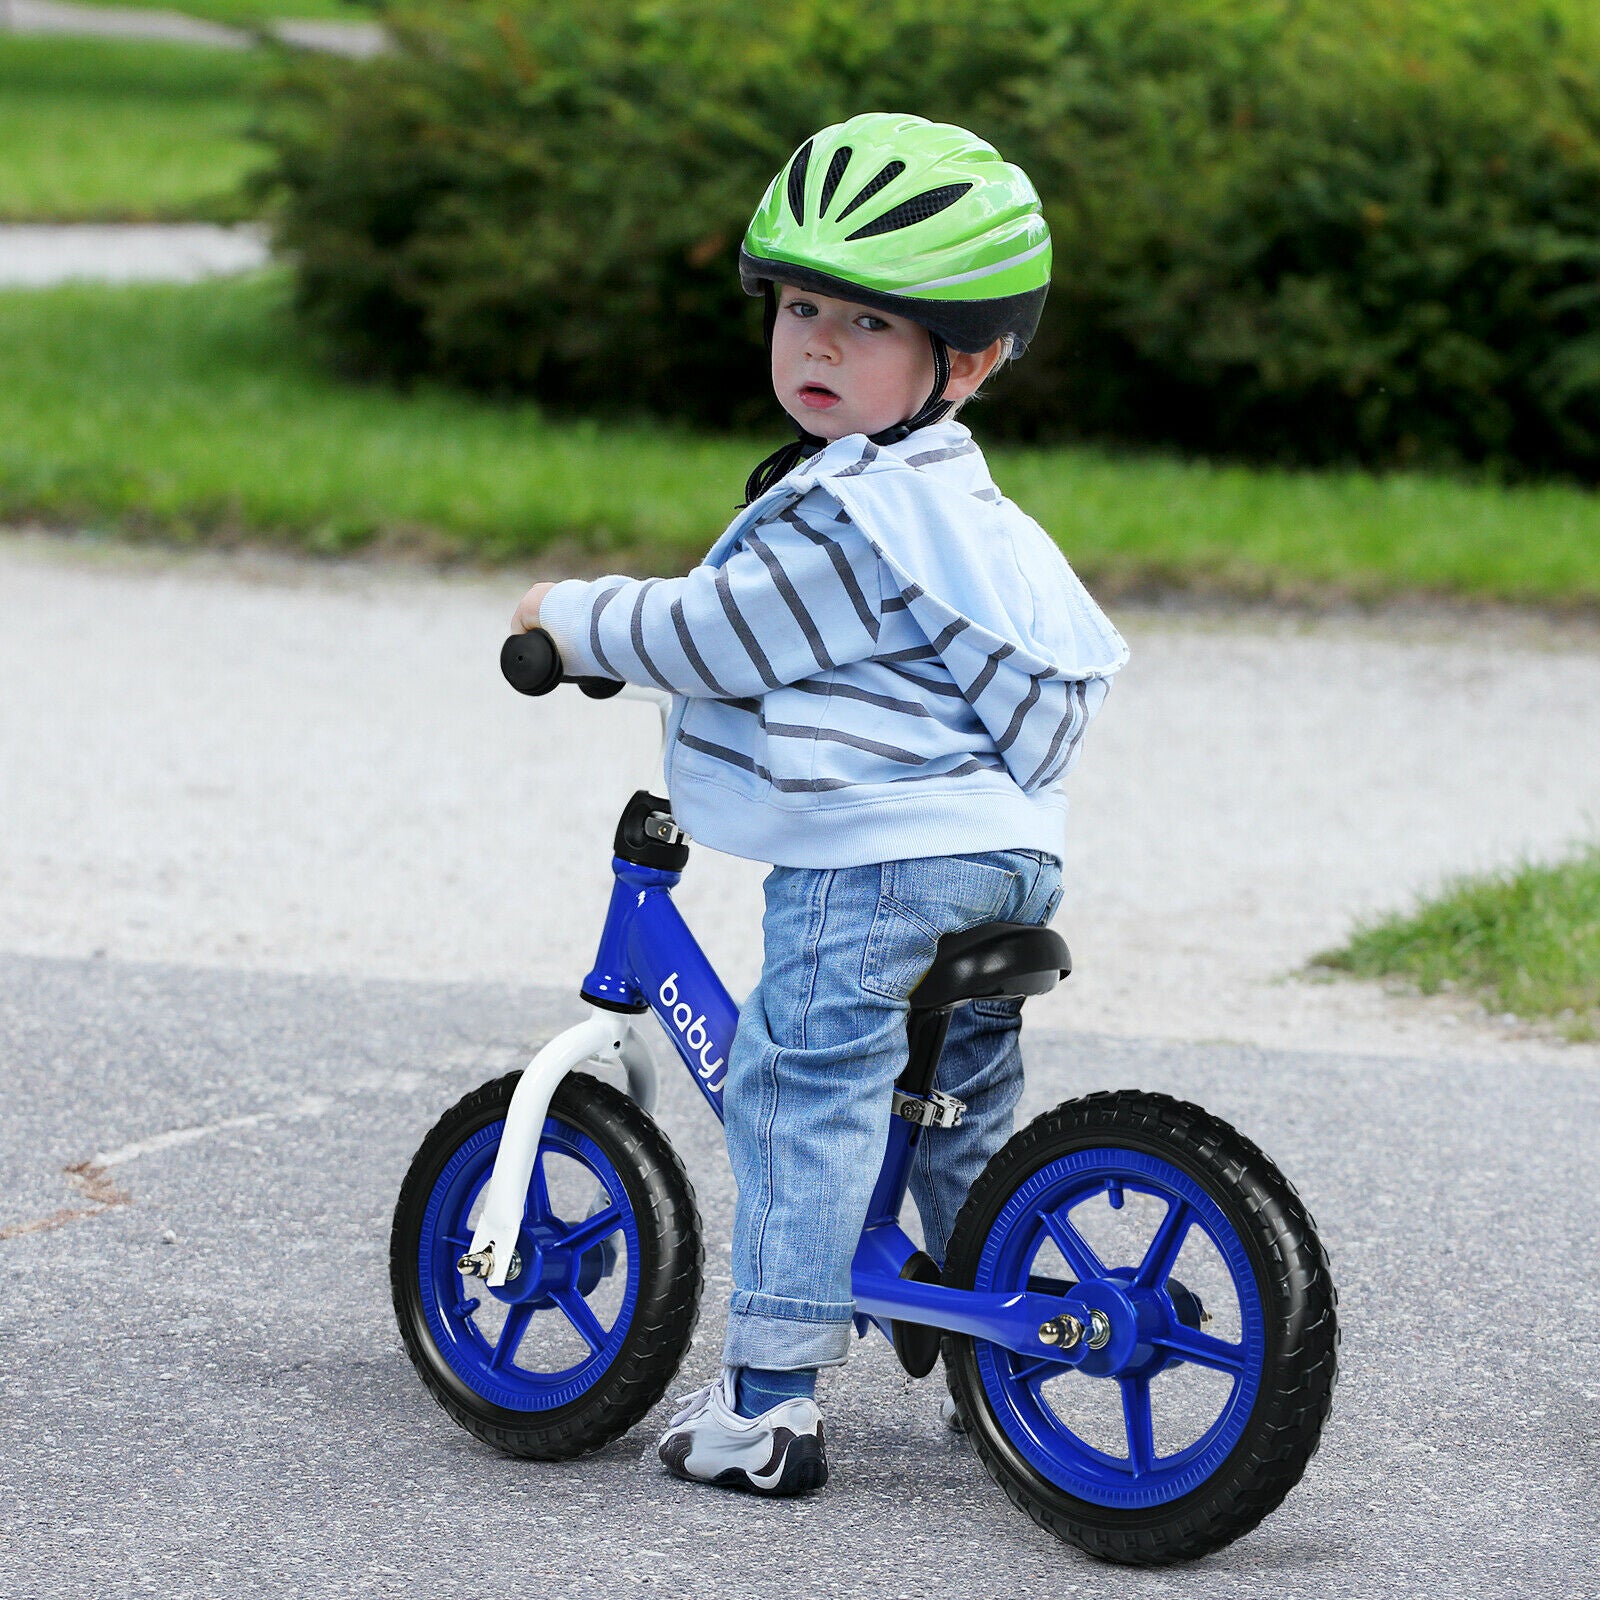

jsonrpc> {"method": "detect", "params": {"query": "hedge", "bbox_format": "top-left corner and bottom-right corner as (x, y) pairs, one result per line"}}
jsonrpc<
(262, 0), (1600, 476)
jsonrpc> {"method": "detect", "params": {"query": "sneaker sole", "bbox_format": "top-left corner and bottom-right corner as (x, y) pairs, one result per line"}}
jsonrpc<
(660, 1426), (828, 1497)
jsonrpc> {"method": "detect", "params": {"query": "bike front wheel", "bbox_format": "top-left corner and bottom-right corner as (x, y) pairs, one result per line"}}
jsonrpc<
(942, 1090), (1337, 1565)
(391, 1070), (702, 1459)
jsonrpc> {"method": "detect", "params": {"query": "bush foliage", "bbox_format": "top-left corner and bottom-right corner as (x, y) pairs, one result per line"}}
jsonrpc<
(264, 0), (1600, 475)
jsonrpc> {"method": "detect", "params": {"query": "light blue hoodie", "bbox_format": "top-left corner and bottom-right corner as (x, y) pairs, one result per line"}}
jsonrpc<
(538, 419), (1128, 868)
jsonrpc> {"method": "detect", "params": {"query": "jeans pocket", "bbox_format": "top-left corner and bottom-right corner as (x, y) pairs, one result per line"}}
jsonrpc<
(860, 855), (1017, 1002)
(970, 995), (1025, 1022)
(1042, 884), (1063, 922)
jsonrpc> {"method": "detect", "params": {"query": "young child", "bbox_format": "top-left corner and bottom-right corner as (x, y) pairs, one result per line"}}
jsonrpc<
(512, 112), (1128, 1497)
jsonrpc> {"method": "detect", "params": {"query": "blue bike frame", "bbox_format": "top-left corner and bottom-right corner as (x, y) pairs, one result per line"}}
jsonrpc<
(573, 852), (1108, 1374)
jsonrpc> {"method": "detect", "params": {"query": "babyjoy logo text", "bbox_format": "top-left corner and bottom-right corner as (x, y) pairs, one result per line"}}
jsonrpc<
(657, 972), (726, 1090)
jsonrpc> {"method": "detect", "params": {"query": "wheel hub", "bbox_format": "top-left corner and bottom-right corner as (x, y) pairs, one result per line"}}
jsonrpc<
(1056, 1275), (1149, 1377)
(1051, 1270), (1206, 1380)
(488, 1224), (572, 1305)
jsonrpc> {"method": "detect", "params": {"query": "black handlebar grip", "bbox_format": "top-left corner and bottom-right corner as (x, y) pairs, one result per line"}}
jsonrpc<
(501, 631), (562, 695)
(501, 631), (625, 699)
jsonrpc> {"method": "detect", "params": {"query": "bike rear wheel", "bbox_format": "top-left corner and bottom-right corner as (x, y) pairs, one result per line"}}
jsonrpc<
(391, 1070), (702, 1459)
(942, 1090), (1336, 1565)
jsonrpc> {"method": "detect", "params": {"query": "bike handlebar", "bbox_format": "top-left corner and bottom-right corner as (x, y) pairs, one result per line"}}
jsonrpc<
(500, 630), (624, 700)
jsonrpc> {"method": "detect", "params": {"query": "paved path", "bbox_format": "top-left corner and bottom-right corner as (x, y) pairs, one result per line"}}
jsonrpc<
(0, 223), (268, 286)
(3, 953), (1597, 1599)
(3, 531), (1596, 1065)
(0, 0), (387, 55)
(4, 534), (1598, 1594)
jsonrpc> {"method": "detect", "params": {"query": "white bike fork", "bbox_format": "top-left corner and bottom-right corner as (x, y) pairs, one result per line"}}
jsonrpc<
(460, 1005), (659, 1288)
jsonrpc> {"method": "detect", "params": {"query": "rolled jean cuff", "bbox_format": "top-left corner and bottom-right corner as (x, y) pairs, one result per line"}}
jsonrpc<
(723, 1291), (854, 1370)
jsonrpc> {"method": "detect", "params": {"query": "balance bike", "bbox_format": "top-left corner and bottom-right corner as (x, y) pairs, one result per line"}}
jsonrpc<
(389, 630), (1337, 1566)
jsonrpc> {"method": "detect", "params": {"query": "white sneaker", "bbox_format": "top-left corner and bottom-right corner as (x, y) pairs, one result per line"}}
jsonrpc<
(939, 1395), (968, 1434)
(657, 1369), (828, 1496)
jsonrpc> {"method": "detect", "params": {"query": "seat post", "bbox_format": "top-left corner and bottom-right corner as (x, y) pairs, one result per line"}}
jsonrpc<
(899, 1005), (954, 1099)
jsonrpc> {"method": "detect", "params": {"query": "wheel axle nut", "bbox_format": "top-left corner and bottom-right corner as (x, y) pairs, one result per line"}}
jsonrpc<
(456, 1246), (522, 1282)
(1038, 1314), (1084, 1348)
(1087, 1309), (1112, 1350)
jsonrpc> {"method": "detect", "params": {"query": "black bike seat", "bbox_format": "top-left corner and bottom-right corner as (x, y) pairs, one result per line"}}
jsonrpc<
(909, 920), (1071, 1012)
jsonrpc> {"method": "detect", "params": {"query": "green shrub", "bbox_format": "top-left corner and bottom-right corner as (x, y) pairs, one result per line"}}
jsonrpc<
(263, 0), (1600, 475)
(1017, 0), (1600, 475)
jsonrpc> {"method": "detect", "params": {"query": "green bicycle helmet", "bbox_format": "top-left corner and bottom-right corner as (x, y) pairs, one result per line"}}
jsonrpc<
(740, 111), (1052, 358)
(739, 113), (1051, 500)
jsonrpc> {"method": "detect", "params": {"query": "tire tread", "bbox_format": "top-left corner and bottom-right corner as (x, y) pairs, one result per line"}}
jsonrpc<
(391, 1071), (703, 1460)
(942, 1089), (1337, 1566)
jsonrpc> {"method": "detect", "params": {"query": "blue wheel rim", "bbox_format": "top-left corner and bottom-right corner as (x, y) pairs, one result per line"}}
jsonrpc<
(417, 1115), (640, 1412)
(973, 1146), (1266, 1509)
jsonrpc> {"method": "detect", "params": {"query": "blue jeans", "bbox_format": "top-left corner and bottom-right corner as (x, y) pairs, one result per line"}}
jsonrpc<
(720, 849), (1064, 1372)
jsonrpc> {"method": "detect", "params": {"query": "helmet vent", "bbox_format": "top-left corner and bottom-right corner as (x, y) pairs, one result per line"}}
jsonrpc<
(819, 146), (853, 216)
(834, 160), (906, 224)
(786, 139), (814, 227)
(846, 182), (973, 241)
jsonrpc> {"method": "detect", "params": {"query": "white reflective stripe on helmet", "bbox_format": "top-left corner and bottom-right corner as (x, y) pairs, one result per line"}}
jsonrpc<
(901, 237), (1051, 295)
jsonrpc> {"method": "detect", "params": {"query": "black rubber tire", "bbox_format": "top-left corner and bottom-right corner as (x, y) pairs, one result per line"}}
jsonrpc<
(391, 1070), (703, 1460)
(941, 1090), (1338, 1566)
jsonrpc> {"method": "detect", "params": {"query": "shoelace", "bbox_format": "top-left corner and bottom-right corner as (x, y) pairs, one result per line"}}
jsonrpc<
(666, 1376), (726, 1428)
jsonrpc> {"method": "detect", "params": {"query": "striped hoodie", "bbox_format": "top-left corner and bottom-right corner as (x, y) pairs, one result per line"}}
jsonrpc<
(538, 419), (1128, 869)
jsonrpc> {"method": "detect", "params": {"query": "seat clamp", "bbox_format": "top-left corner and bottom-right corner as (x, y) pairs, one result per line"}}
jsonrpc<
(892, 1089), (966, 1129)
(643, 811), (687, 846)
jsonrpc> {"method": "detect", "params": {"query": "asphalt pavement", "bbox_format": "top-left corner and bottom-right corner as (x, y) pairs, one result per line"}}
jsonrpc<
(3, 951), (1596, 1599)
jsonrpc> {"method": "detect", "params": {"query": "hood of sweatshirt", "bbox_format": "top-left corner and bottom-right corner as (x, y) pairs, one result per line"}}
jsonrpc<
(743, 422), (1129, 797)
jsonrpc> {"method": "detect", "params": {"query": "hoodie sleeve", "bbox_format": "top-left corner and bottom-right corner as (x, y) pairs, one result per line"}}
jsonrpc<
(536, 494), (885, 698)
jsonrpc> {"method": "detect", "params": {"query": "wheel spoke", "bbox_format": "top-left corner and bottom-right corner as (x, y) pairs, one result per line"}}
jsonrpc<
(1152, 1325), (1249, 1375)
(551, 1204), (624, 1256)
(488, 1303), (534, 1371)
(1038, 1205), (1108, 1284)
(551, 1287), (608, 1353)
(524, 1150), (553, 1224)
(1120, 1376), (1156, 1475)
(444, 1233), (474, 1253)
(1134, 1199), (1193, 1290)
(1007, 1352), (1062, 1388)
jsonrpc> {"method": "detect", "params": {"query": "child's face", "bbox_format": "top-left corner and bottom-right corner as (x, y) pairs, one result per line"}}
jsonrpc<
(770, 283), (938, 441)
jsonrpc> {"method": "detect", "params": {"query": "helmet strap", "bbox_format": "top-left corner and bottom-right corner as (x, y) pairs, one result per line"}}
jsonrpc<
(742, 436), (817, 506)
(741, 294), (952, 506)
(868, 333), (952, 445)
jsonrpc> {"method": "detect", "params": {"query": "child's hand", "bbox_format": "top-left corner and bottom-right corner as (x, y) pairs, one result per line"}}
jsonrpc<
(512, 581), (557, 633)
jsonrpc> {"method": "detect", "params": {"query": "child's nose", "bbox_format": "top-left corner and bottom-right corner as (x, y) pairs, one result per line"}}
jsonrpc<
(804, 319), (843, 359)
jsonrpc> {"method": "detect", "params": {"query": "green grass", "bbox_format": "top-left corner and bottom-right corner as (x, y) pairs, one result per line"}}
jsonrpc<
(0, 36), (269, 222)
(0, 273), (753, 561)
(995, 450), (1600, 607)
(6, 270), (1600, 605)
(1313, 850), (1600, 1040)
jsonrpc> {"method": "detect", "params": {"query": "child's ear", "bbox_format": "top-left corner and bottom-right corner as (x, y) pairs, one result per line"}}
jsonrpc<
(942, 339), (1007, 403)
